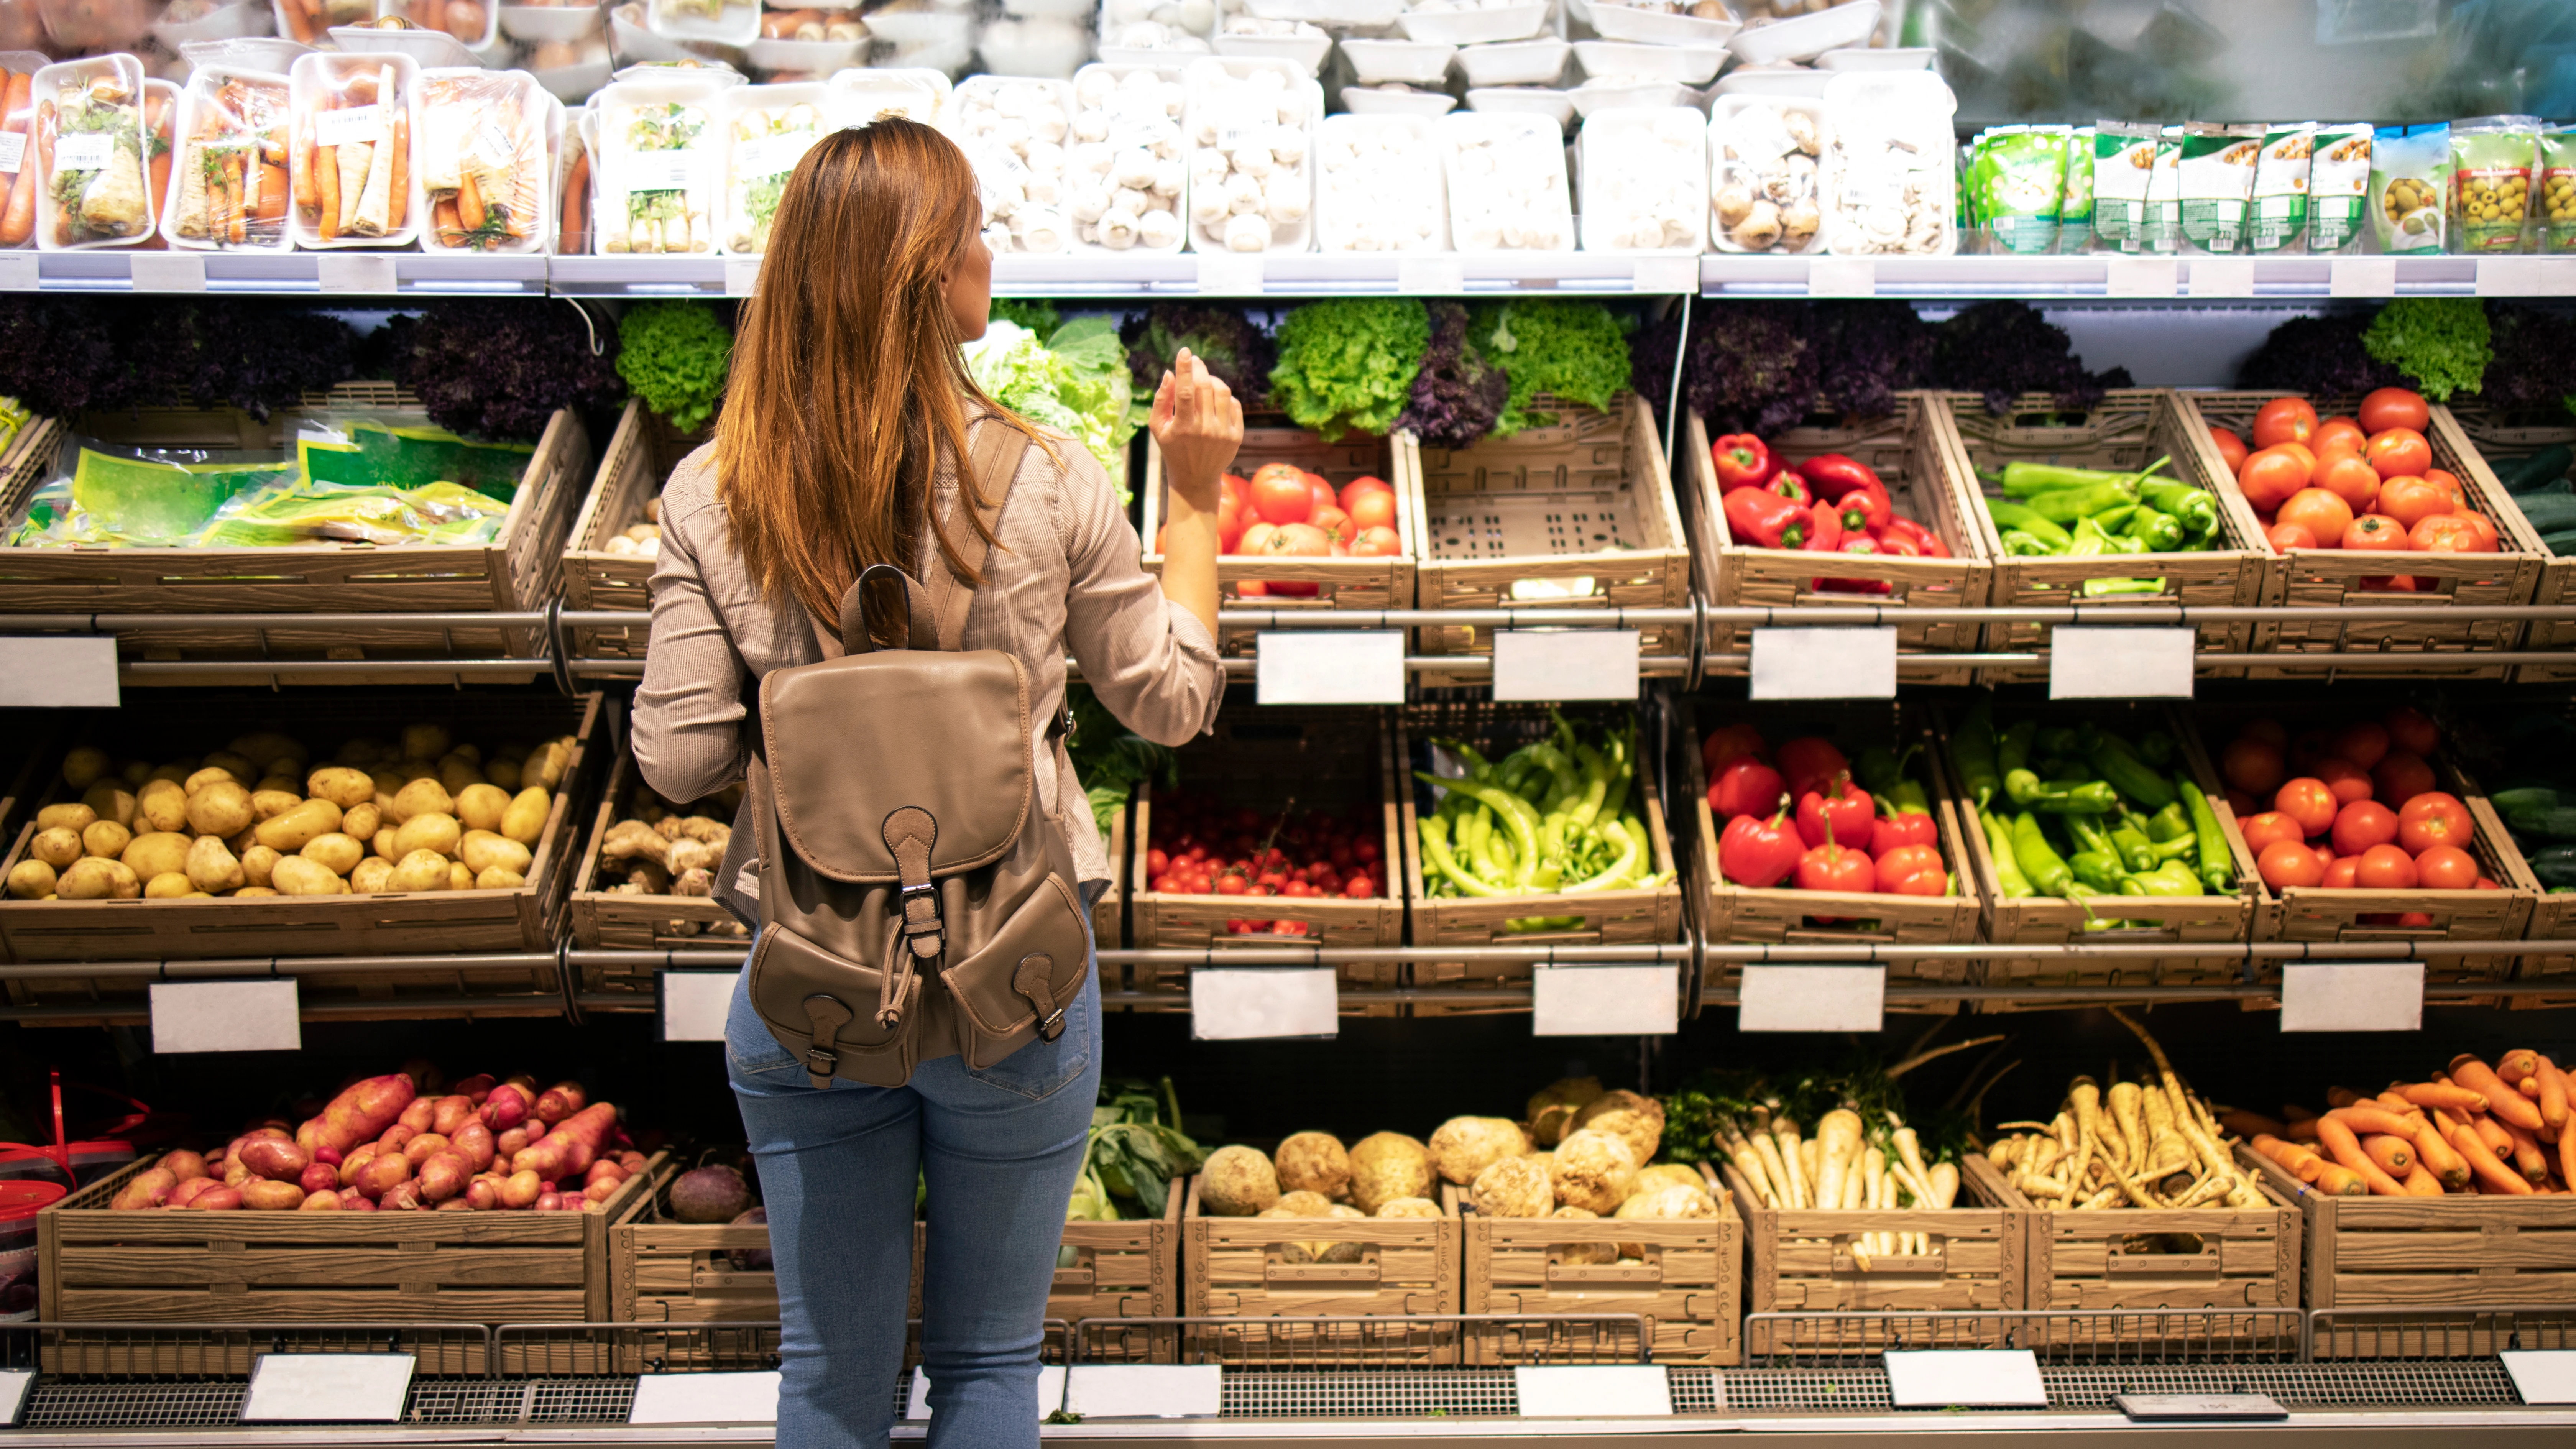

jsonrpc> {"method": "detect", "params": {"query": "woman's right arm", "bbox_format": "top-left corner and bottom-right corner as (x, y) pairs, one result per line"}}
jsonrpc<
(1149, 350), (1239, 640)
(632, 499), (752, 804)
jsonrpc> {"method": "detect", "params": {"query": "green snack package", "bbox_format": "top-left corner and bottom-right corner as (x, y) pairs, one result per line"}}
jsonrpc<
(2370, 123), (2448, 255)
(1983, 125), (2067, 254)
(2092, 121), (2157, 252)
(2057, 125), (2095, 252)
(2145, 125), (2183, 253)
(2543, 127), (2576, 253)
(2179, 122), (2262, 253)
(2307, 124), (2371, 253)
(2247, 124), (2315, 254)
(2450, 114), (2540, 254)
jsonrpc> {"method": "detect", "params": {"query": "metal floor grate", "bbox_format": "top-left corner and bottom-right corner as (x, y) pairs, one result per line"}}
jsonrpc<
(20, 1380), (248, 1429)
(1717, 1363), (2526, 1415)
(1220, 1370), (1516, 1419)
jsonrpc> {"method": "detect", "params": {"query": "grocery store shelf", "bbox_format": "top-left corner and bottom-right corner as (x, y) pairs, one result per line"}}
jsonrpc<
(23, 250), (550, 295)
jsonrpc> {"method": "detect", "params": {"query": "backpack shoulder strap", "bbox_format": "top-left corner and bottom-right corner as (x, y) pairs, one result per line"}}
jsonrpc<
(920, 419), (1034, 652)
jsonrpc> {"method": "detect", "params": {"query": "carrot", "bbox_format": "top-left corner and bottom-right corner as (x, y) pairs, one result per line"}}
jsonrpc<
(2525, 1076), (2545, 1100)
(385, 104), (406, 230)
(2560, 1105), (2576, 1192)
(145, 90), (169, 233)
(35, 100), (61, 246)
(315, 141), (338, 240)
(0, 72), (32, 248)
(2282, 1103), (2318, 1123)
(2374, 1091), (2424, 1117)
(2361, 1132), (2413, 1177)
(2501, 1118), (2552, 1186)
(2312, 1164), (2366, 1196)
(2252, 1134), (2326, 1181)
(295, 116), (317, 212)
(2315, 1114), (2407, 1196)
(559, 147), (587, 253)
(2400, 1162), (2445, 1196)
(2286, 1117), (2321, 1143)
(2328, 1105), (2422, 1138)
(2412, 1119), (2469, 1190)
(2454, 1055), (2546, 1131)
(2544, 1055), (2574, 1140)
(2398, 1081), (2487, 1113)
(431, 195), (460, 247)
(456, 168), (483, 234)
(2222, 1109), (2285, 1140)
(2499, 1049), (2541, 1085)
(2450, 1120), (2534, 1195)
(2325, 1086), (2363, 1108)
(2473, 1114), (2515, 1157)
(223, 151), (245, 244)
(256, 163), (287, 223)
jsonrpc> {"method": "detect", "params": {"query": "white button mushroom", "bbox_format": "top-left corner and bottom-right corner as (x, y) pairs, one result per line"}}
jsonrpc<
(1138, 207), (1181, 249)
(1223, 211), (1271, 251)
(1097, 205), (1140, 249)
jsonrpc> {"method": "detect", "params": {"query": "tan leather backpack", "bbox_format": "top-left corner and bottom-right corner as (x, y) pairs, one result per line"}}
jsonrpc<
(742, 424), (1092, 1089)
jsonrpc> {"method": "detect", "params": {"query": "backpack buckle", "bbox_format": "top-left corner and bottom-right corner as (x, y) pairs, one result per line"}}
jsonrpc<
(1037, 1007), (1066, 1043)
(804, 1044), (838, 1081)
(897, 881), (944, 959)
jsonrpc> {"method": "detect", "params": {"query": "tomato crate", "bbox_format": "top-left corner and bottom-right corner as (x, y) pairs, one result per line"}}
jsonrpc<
(1139, 418), (1419, 657)
(2184, 702), (2534, 985)
(567, 744), (750, 973)
(1414, 394), (1691, 679)
(1933, 703), (2261, 1002)
(1679, 700), (1980, 1001)
(1722, 1155), (2026, 1356)
(1398, 701), (1684, 1017)
(2174, 391), (2541, 680)
(1991, 1166), (2300, 1322)
(1460, 1163), (1742, 1366)
(1943, 390), (2269, 684)
(1682, 395), (1990, 687)
(0, 383), (588, 688)
(1124, 708), (1404, 1014)
(563, 399), (710, 662)
(1181, 1177), (1462, 1366)
(2440, 402), (2576, 684)
(0, 692), (601, 1006)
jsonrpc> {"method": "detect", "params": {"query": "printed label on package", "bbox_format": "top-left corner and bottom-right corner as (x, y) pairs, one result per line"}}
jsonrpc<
(314, 104), (385, 148)
(628, 152), (703, 193)
(0, 130), (26, 175)
(2454, 165), (2533, 252)
(49, 133), (114, 174)
(735, 131), (816, 179)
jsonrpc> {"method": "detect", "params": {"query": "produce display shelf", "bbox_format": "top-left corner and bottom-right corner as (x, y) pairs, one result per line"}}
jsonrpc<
(1697, 253), (2522, 299)
(19, 251), (551, 295)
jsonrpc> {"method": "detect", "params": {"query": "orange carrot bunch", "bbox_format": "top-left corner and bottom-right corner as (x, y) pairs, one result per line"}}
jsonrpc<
(2249, 1051), (2576, 1197)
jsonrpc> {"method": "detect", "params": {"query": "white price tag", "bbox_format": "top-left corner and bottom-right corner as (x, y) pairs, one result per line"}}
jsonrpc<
(315, 253), (398, 295)
(2115, 1393), (2287, 1421)
(1197, 251), (1264, 294)
(1632, 255), (1696, 293)
(1738, 965), (1884, 1034)
(2049, 625), (2194, 699)
(2104, 256), (2178, 297)
(1749, 627), (1896, 700)
(0, 251), (35, 291)
(240, 1354), (415, 1423)
(723, 257), (761, 296)
(1064, 1365), (1223, 1419)
(1190, 967), (1337, 1040)
(1396, 254), (1464, 295)
(0, 1369), (31, 1429)
(1256, 631), (1404, 705)
(630, 1372), (780, 1425)
(1807, 257), (1875, 296)
(2330, 256), (2398, 297)
(630, 153), (703, 191)
(1492, 629), (1638, 702)
(1515, 1366), (1672, 1418)
(1882, 1350), (2047, 1408)
(0, 130), (26, 174)
(2476, 256), (2546, 297)
(313, 104), (384, 148)
(909, 1366), (1065, 1420)
(2282, 961), (2423, 1032)
(734, 131), (815, 179)
(0, 636), (118, 706)
(150, 980), (300, 1054)
(129, 251), (206, 292)
(2187, 257), (2255, 297)
(49, 133), (114, 173)
(1532, 965), (1677, 1037)
(662, 970), (736, 1042)
(2500, 1350), (2576, 1404)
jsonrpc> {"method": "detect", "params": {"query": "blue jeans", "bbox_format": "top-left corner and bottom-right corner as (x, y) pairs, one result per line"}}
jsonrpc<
(725, 951), (1101, 1449)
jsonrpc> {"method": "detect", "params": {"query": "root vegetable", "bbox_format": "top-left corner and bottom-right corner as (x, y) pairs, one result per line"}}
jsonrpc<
(239, 1138), (311, 1182)
(431, 1094), (475, 1135)
(2454, 1056), (2546, 1132)
(190, 1187), (243, 1211)
(534, 1081), (586, 1125)
(167, 1178), (219, 1208)
(480, 1082), (532, 1132)
(242, 1180), (306, 1210)
(300, 1190), (343, 1211)
(1346, 1132), (1432, 1215)
(2448, 1120), (2532, 1194)
(298, 1162), (339, 1194)
(500, 1169), (543, 1208)
(1427, 1117), (1526, 1187)
(1470, 1154), (1552, 1218)
(112, 1168), (177, 1210)
(1549, 1129), (1637, 1215)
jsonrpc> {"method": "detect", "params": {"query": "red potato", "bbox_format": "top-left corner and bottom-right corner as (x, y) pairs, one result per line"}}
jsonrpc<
(302, 1074), (419, 1157)
(506, 1073), (538, 1095)
(432, 1095), (476, 1135)
(242, 1180), (306, 1211)
(584, 1158), (625, 1186)
(298, 1162), (340, 1195)
(403, 1132), (451, 1167)
(379, 1124), (418, 1155)
(436, 1199), (473, 1212)
(399, 1059), (445, 1095)
(398, 1097), (437, 1134)
(240, 1138), (312, 1183)
(300, 1190), (342, 1211)
(465, 1178), (500, 1211)
(314, 1146), (343, 1167)
(223, 1160), (255, 1188)
(534, 1082), (586, 1125)
(500, 1168), (543, 1208)
(112, 1168), (177, 1210)
(342, 1194), (376, 1213)
(535, 1191), (564, 1211)
(160, 1149), (209, 1182)
(452, 1073), (495, 1103)
(419, 1153), (471, 1202)
(619, 1151), (648, 1175)
(497, 1127), (531, 1158)
(512, 1103), (617, 1182)
(190, 1186), (244, 1210)
(451, 1120), (496, 1171)
(355, 1153), (411, 1199)
(583, 1176), (621, 1204)
(167, 1177), (220, 1209)
(481, 1083), (532, 1132)
(338, 1142), (382, 1188)
(379, 1179), (427, 1211)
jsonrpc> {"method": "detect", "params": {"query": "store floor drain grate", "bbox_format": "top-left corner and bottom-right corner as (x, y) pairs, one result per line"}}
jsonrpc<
(1720, 1363), (2525, 1414)
(20, 1380), (247, 1429)
(1222, 1370), (1518, 1418)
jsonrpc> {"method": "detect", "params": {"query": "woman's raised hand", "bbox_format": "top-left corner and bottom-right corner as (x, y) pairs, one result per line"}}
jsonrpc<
(1149, 348), (1244, 511)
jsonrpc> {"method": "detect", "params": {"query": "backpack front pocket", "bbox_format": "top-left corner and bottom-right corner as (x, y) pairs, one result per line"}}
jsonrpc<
(746, 923), (920, 1089)
(941, 873), (1092, 1071)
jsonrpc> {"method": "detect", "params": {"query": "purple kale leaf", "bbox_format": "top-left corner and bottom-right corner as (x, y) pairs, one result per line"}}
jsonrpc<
(1121, 303), (1275, 407)
(1634, 302), (1821, 435)
(382, 300), (626, 441)
(1932, 301), (2132, 415)
(1395, 301), (1507, 449)
(1814, 301), (1935, 420)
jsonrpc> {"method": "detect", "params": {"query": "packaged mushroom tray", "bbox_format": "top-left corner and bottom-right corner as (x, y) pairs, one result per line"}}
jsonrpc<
(825, 67), (949, 126)
(1313, 112), (1444, 253)
(1821, 67), (1955, 257)
(160, 64), (293, 253)
(1096, 0), (1213, 62)
(1436, 108), (1570, 251)
(945, 76), (1082, 256)
(591, 71), (725, 255)
(1578, 105), (1704, 253)
(1180, 55), (1315, 254)
(719, 81), (830, 254)
(1709, 93), (1827, 255)
(287, 51), (422, 250)
(1062, 64), (1189, 254)
(747, 7), (866, 76)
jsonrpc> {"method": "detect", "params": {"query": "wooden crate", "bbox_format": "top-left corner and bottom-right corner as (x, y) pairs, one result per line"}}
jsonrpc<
(1461, 1163), (1741, 1366)
(1139, 418), (1419, 657)
(1125, 708), (1404, 1014)
(2000, 1168), (2299, 1316)
(0, 383), (589, 687)
(1724, 1155), (2025, 1355)
(1943, 390), (2268, 684)
(1680, 701), (1979, 1001)
(2174, 391), (2542, 679)
(568, 745), (750, 969)
(562, 399), (709, 662)
(1414, 394), (1691, 675)
(0, 693), (600, 997)
(1400, 701), (1684, 1015)
(2440, 402), (2576, 683)
(1682, 395), (1990, 687)
(611, 1161), (941, 1330)
(1181, 1176), (1462, 1364)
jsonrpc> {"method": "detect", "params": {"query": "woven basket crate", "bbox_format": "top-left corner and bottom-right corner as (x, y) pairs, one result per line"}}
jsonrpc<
(2174, 391), (2541, 679)
(1460, 1162), (1742, 1366)
(1944, 389), (2267, 684)
(1413, 394), (1691, 677)
(1181, 1177), (1462, 1366)
(563, 400), (710, 662)
(1724, 1155), (2025, 1356)
(1682, 394), (1990, 687)
(0, 383), (587, 687)
(2439, 402), (2576, 684)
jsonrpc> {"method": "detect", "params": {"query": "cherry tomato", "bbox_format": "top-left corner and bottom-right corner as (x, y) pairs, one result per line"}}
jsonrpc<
(2371, 751), (2435, 808)
(2342, 514), (2412, 550)
(2358, 388), (2431, 435)
(2321, 854), (2360, 888)
(2315, 454), (2383, 514)
(2365, 427), (2434, 480)
(2330, 798), (2399, 856)
(2238, 447), (2312, 512)
(2209, 427), (2248, 474)
(2267, 522), (2317, 552)
(2354, 843), (2419, 889)
(2239, 810), (2304, 854)
(2410, 514), (2488, 554)
(2332, 721), (2390, 769)
(2257, 840), (2325, 890)
(2415, 844), (2480, 890)
(2279, 488), (2355, 545)
(2376, 475), (2452, 529)
(2383, 706), (2440, 757)
(2222, 736), (2286, 796)
(2253, 397), (2319, 451)
(2274, 778), (2339, 837)
(2397, 791), (2471, 853)
(2314, 758), (2373, 806)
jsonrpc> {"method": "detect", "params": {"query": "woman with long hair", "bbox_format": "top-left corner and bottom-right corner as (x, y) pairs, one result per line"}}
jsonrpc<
(632, 118), (1239, 1448)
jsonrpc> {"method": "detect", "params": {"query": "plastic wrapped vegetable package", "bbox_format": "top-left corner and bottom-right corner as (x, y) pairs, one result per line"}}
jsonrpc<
(1709, 94), (1826, 255)
(1063, 63), (1186, 253)
(0, 51), (51, 248)
(1819, 68), (1952, 257)
(592, 71), (723, 254)
(1438, 109), (1568, 252)
(161, 65), (292, 253)
(826, 67), (951, 128)
(1313, 112), (1442, 253)
(391, 0), (501, 49)
(288, 52), (421, 249)
(719, 81), (827, 254)
(647, 0), (756, 46)
(34, 55), (157, 250)
(944, 74), (1077, 255)
(417, 68), (551, 254)
(1180, 56), (1314, 254)
(1579, 105), (1702, 253)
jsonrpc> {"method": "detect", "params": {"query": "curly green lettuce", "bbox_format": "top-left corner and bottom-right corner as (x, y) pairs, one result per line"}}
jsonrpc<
(964, 315), (1143, 504)
(615, 301), (733, 433)
(2362, 297), (2491, 403)
(1468, 299), (1630, 435)
(1268, 298), (1428, 439)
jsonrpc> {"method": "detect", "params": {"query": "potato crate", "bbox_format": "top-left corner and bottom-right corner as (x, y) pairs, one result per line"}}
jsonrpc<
(1944, 390), (2268, 684)
(567, 744), (750, 971)
(2174, 391), (2542, 679)
(1997, 1169), (2300, 1321)
(1723, 1155), (2026, 1355)
(1181, 1177), (1462, 1365)
(1461, 1163), (1741, 1366)
(1399, 701), (1684, 1016)
(1932, 703), (2261, 1000)
(2440, 402), (2576, 684)
(2239, 1142), (2576, 1357)
(1681, 396), (1990, 687)
(40, 1151), (665, 1367)
(562, 399), (710, 662)
(1139, 418), (1420, 656)
(1679, 700), (1979, 1001)
(1125, 708), (1404, 1014)
(1414, 394), (1691, 677)
(0, 384), (589, 687)
(0, 693), (600, 1003)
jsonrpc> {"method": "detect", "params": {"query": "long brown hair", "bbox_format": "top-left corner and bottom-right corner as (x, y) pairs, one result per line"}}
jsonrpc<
(715, 118), (1023, 623)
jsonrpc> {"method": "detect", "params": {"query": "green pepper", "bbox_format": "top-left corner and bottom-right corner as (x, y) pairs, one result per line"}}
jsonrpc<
(2081, 577), (2164, 597)
(1419, 817), (1505, 897)
(2179, 778), (2236, 894)
(1854, 746), (1928, 814)
(2012, 811), (2077, 899)
(1986, 501), (2073, 548)
(1999, 459), (2162, 496)
(2029, 779), (2123, 814)
(2124, 503), (2185, 554)
(2086, 738), (2177, 810)
(1981, 808), (2035, 897)
(2109, 824), (2158, 873)
(2034, 726), (2081, 759)
(2072, 516), (2147, 554)
(2090, 504), (2140, 537)
(2137, 480), (2218, 537)
(2030, 480), (2142, 526)
(1952, 704), (2001, 811)
(2128, 859), (2204, 896)
(2070, 849), (2126, 892)
(1564, 818), (1641, 892)
(2003, 529), (2059, 557)
(1997, 720), (2036, 779)
(2135, 730), (2177, 767)
(2066, 815), (2118, 861)
(2146, 802), (2191, 842)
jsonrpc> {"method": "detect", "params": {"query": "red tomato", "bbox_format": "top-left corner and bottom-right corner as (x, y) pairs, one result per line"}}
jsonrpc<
(1348, 525), (1401, 557)
(1339, 475), (1392, 511)
(2358, 388), (2430, 435)
(2222, 736), (2287, 796)
(1249, 470), (1313, 526)
(2239, 810), (2304, 854)
(2315, 758), (2374, 806)
(2253, 397), (2319, 451)
(2330, 799), (2399, 856)
(2453, 510), (2500, 551)
(1345, 486), (1397, 533)
(2415, 844), (2480, 890)
(2315, 454), (2383, 514)
(2342, 514), (2412, 550)
(2279, 488), (2355, 545)
(2209, 427), (2248, 473)
(2257, 840), (2325, 890)
(2266, 522), (2317, 552)
(1235, 578), (1268, 597)
(2410, 514), (2487, 554)
(2371, 751), (2435, 808)
(2244, 718), (2288, 746)
(1304, 474), (1337, 514)
(1238, 520), (1276, 555)
(2274, 778), (2338, 837)
(2376, 476), (2452, 529)
(2225, 788), (2258, 819)
(2383, 706), (2439, 757)
(2424, 468), (2468, 508)
(2354, 843), (2419, 889)
(2397, 792), (2471, 853)
(2238, 448), (2311, 512)
(1308, 504), (1351, 542)
(2365, 428), (2434, 480)
(2321, 854), (2360, 888)
(2313, 417), (2367, 456)
(2330, 721), (2389, 769)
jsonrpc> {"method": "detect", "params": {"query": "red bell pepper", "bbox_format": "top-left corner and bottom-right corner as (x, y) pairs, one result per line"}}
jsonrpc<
(1799, 453), (1893, 533)
(1708, 756), (1786, 820)
(1796, 775), (1876, 850)
(1870, 809), (1939, 857)
(1768, 470), (1812, 507)
(1795, 828), (1876, 894)
(1717, 801), (1804, 889)
(1874, 529), (1922, 559)
(1882, 516), (1949, 559)
(1701, 723), (1766, 779)
(1816, 534), (1896, 596)
(1803, 499), (1843, 554)
(1723, 485), (1809, 549)
(1710, 433), (1777, 490)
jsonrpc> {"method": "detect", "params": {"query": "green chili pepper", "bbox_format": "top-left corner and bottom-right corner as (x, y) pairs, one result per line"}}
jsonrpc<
(2137, 480), (2218, 537)
(1564, 818), (1640, 892)
(2070, 849), (2126, 892)
(2146, 802), (2191, 842)
(2035, 726), (2081, 758)
(2180, 778), (2235, 894)
(2124, 503), (2185, 554)
(2128, 859), (2204, 896)
(1998, 458), (2166, 496)
(1997, 720), (2036, 778)
(1419, 817), (1505, 897)
(1982, 808), (2034, 897)
(2030, 480), (2142, 526)
(2066, 815), (2118, 861)
(2086, 739), (2177, 810)
(2002, 530), (2057, 556)
(2109, 824), (2158, 872)
(2030, 779), (2123, 814)
(2135, 730), (2177, 768)
(2082, 577), (2164, 596)
(1986, 501), (2073, 547)
(2091, 504), (2141, 536)
(1952, 704), (2001, 811)
(2012, 811), (2076, 899)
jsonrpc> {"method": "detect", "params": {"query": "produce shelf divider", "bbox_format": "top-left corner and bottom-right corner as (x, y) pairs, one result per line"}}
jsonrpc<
(561, 399), (709, 664)
(2441, 402), (2576, 685)
(1179, 1176), (1463, 1365)
(1458, 1161), (1742, 1366)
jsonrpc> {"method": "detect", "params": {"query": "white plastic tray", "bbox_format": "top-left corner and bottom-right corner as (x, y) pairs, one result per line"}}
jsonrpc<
(1339, 84), (1454, 117)
(830, 64), (951, 124)
(159, 63), (294, 253)
(1313, 110), (1444, 251)
(1437, 107), (1570, 251)
(1568, 76), (1683, 116)
(1464, 84), (1570, 128)
(151, 0), (271, 48)
(1180, 53), (1316, 254)
(1064, 62), (1189, 254)
(1711, 65), (1829, 97)
(1814, 44), (1928, 70)
(1397, 1), (1546, 46)
(1574, 38), (1720, 85)
(374, 0), (500, 50)
(1582, 1), (1735, 46)
(285, 50), (427, 250)
(977, 17), (1094, 78)
(1339, 36), (1452, 84)
(1211, 25), (1331, 74)
(1453, 35), (1565, 86)
(500, 3), (605, 43)
(1727, 0), (1876, 64)
(1239, 0), (1400, 26)
(1577, 103), (1703, 253)
(644, 0), (757, 46)
(1706, 91), (1827, 254)
(330, 23), (480, 67)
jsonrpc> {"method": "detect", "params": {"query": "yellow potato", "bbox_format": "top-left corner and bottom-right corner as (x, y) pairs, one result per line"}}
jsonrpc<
(437, 757), (483, 797)
(389, 849), (452, 892)
(394, 812), (462, 859)
(253, 799), (343, 853)
(183, 766), (238, 794)
(449, 743), (483, 766)
(253, 775), (298, 796)
(82, 782), (135, 829)
(343, 803), (381, 841)
(454, 784), (509, 833)
(402, 724), (452, 762)
(117, 760), (152, 788)
(58, 858), (137, 900)
(269, 857), (347, 895)
(136, 780), (187, 833)
(185, 781), (254, 837)
(372, 827), (399, 860)
(82, 819), (133, 859)
(527, 739), (571, 790)
(459, 831), (531, 877)
(145, 871), (193, 899)
(229, 732), (304, 770)
(30, 828), (82, 870)
(240, 844), (279, 888)
(350, 857), (394, 892)
(299, 833), (365, 876)
(119, 832), (189, 881)
(186, 836), (246, 893)
(475, 865), (525, 890)
(335, 736), (390, 766)
(501, 786), (550, 846)
(447, 859), (475, 891)
(304, 766), (376, 811)
(146, 762), (192, 787)
(390, 778), (455, 825)
(7, 859), (56, 899)
(485, 757), (522, 791)
(200, 751), (256, 783)
(36, 802), (97, 832)
(60, 746), (110, 789)
(249, 789), (302, 821)
(226, 826), (258, 856)
(232, 886), (279, 897)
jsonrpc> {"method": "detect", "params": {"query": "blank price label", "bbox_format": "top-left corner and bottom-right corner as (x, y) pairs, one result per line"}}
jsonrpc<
(631, 1372), (780, 1425)
(1197, 253), (1263, 295)
(2115, 1393), (2287, 1421)
(1531, 965), (1678, 1037)
(2104, 257), (2178, 297)
(723, 258), (761, 296)
(1515, 1365), (1672, 1418)
(1749, 627), (1896, 700)
(2282, 961), (2423, 1032)
(1632, 255), (1697, 294)
(1493, 629), (1638, 702)
(1256, 631), (1404, 705)
(1396, 255), (1465, 295)
(240, 1354), (415, 1423)
(661, 970), (736, 1042)
(2187, 258), (2255, 297)
(1064, 1365), (1222, 1419)
(0, 252), (34, 291)
(1191, 968), (1336, 1040)
(0, 636), (118, 707)
(128, 251), (206, 292)
(2500, 1351), (2576, 1404)
(1807, 258), (1874, 296)
(0, 1370), (31, 1429)
(315, 253), (399, 295)
(150, 980), (300, 1054)
(1882, 1350), (2047, 1408)
(2050, 626), (2193, 699)
(1738, 965), (1884, 1034)
(2477, 257), (2575, 297)
(909, 1366), (1066, 1421)
(2330, 256), (2398, 297)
